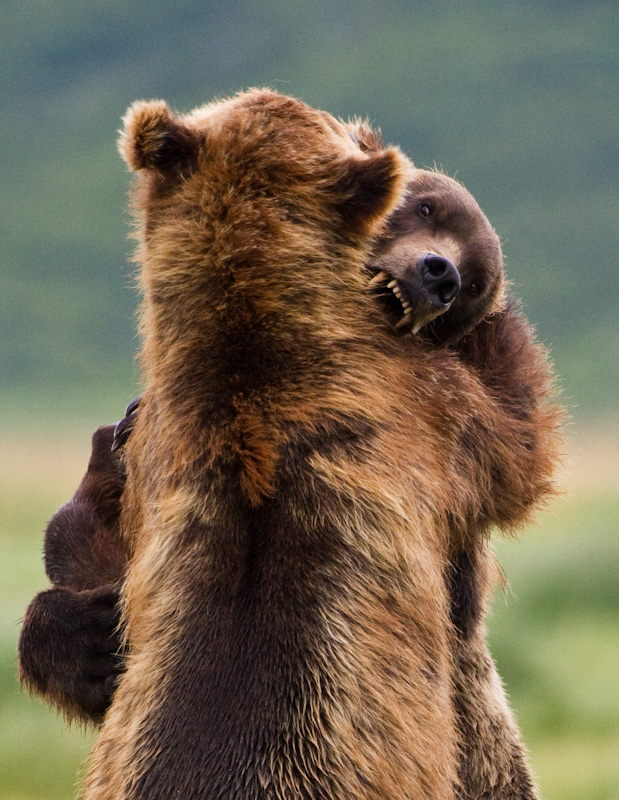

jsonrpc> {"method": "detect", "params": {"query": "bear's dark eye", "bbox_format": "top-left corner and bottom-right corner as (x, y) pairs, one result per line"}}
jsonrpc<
(418, 203), (432, 219)
(468, 282), (482, 296)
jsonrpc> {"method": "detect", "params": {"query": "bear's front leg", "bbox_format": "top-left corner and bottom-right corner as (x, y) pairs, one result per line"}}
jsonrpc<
(19, 584), (125, 724)
(446, 306), (562, 799)
(453, 304), (562, 531)
(448, 543), (540, 800)
(18, 416), (136, 724)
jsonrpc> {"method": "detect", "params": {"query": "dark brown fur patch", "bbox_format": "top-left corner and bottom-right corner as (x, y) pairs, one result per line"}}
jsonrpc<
(447, 547), (483, 642)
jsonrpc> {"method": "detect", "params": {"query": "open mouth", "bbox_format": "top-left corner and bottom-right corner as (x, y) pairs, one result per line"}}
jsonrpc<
(368, 270), (419, 333)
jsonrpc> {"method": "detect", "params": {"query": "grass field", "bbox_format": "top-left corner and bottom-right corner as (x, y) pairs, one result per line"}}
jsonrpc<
(1, 420), (617, 799)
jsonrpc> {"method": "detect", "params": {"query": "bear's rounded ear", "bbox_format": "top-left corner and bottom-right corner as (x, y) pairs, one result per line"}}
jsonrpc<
(345, 118), (384, 153)
(335, 149), (410, 236)
(118, 100), (199, 173)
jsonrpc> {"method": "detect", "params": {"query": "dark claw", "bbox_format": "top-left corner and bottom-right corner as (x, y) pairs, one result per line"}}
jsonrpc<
(111, 396), (142, 452)
(111, 417), (131, 452)
(124, 396), (142, 417)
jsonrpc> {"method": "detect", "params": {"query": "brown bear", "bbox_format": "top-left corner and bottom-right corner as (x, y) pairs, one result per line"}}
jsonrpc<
(19, 92), (563, 799)
(345, 127), (559, 800)
(84, 89), (473, 800)
(366, 160), (561, 799)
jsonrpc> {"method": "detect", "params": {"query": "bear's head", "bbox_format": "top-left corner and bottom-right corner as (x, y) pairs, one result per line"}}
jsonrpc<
(346, 121), (505, 343)
(368, 170), (505, 343)
(118, 90), (411, 359)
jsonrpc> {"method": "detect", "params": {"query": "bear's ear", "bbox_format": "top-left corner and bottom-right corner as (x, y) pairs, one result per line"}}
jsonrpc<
(118, 100), (199, 173)
(345, 118), (384, 153)
(334, 149), (409, 236)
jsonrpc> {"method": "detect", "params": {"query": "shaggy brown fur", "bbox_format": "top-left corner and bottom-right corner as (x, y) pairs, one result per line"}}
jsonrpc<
(18, 316), (559, 798)
(18, 91), (563, 799)
(83, 89), (478, 800)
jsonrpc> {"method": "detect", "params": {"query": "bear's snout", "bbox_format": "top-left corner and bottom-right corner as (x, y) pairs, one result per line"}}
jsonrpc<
(418, 253), (461, 307)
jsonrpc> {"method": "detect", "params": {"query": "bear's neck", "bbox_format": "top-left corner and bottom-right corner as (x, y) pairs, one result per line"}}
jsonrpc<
(137, 241), (393, 504)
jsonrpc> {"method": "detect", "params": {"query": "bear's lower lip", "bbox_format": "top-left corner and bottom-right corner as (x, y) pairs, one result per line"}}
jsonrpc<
(368, 269), (416, 333)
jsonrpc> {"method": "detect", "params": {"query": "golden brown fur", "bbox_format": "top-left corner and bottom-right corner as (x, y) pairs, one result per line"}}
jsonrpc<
(61, 90), (562, 799)
(81, 89), (472, 799)
(350, 119), (563, 798)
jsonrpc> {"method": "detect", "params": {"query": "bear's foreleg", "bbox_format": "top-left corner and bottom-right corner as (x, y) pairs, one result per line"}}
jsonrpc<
(19, 424), (130, 724)
(447, 305), (561, 798)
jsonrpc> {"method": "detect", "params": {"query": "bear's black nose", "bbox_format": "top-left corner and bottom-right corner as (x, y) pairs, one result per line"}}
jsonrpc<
(419, 253), (461, 307)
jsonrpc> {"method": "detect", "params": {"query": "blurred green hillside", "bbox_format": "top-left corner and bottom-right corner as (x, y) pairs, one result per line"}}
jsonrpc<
(2, 0), (618, 416)
(1, 2), (618, 800)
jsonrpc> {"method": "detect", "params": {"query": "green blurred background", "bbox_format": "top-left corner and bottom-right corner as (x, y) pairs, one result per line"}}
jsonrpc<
(1, 1), (617, 797)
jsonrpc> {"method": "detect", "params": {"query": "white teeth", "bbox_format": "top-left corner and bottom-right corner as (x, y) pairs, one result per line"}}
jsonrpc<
(387, 278), (413, 313)
(371, 272), (416, 328)
(395, 308), (415, 331)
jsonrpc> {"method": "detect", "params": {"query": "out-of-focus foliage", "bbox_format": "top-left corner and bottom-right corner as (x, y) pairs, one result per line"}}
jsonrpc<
(1, 0), (617, 415)
(491, 494), (619, 799)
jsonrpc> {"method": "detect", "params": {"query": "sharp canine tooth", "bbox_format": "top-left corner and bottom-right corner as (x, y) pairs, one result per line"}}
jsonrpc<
(369, 271), (389, 287)
(387, 280), (397, 289)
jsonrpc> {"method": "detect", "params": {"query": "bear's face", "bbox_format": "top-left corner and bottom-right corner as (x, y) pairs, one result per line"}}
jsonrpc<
(367, 170), (504, 343)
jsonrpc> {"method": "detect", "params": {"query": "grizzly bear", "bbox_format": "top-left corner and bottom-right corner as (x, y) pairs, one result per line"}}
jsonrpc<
(367, 162), (561, 799)
(339, 131), (559, 800)
(84, 89), (474, 800)
(19, 91), (562, 800)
